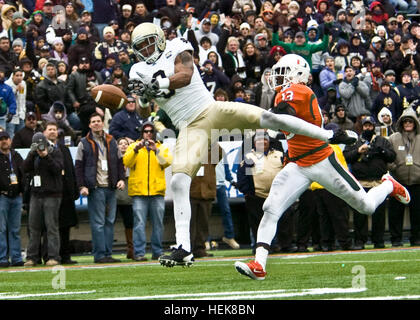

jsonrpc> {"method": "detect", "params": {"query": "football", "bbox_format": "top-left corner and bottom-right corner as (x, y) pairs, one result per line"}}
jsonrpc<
(91, 84), (128, 110)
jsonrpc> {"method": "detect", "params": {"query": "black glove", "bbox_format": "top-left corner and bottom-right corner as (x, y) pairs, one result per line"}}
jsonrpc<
(351, 76), (359, 87)
(30, 142), (38, 153)
(272, 101), (296, 116)
(333, 79), (342, 85)
(148, 78), (161, 97)
(324, 23), (331, 36)
(230, 181), (238, 189)
(6, 113), (13, 123)
(373, 145), (385, 155)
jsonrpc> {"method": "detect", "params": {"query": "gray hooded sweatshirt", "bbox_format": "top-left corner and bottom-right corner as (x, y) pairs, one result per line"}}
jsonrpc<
(388, 108), (420, 185)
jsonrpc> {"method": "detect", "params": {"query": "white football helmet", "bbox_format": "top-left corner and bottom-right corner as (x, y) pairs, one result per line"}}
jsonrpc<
(131, 23), (166, 64)
(269, 54), (311, 90)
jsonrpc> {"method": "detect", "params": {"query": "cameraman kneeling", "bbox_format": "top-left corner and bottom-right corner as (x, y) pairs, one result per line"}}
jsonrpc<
(23, 130), (64, 267)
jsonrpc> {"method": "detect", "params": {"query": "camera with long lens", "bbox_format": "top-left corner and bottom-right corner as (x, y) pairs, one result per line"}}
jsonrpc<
(31, 132), (49, 153)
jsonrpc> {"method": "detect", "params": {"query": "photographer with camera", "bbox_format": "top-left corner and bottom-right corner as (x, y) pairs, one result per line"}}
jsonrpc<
(22, 131), (64, 267)
(344, 116), (396, 249)
(123, 121), (173, 261)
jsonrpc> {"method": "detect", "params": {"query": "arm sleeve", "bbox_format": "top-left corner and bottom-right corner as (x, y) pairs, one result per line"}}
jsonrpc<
(338, 82), (355, 99)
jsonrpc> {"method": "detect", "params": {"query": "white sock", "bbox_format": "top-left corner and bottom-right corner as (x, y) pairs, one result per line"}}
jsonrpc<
(255, 212), (280, 271)
(171, 173), (192, 252)
(260, 112), (331, 142)
(365, 180), (393, 213)
(255, 247), (269, 271)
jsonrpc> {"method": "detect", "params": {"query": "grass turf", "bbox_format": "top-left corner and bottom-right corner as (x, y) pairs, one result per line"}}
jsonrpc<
(0, 246), (419, 300)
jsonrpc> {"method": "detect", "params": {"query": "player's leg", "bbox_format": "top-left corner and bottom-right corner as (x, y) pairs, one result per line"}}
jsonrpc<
(310, 154), (406, 215)
(159, 124), (209, 267)
(235, 163), (311, 280)
(171, 172), (192, 251)
(208, 102), (356, 145)
(259, 111), (357, 145)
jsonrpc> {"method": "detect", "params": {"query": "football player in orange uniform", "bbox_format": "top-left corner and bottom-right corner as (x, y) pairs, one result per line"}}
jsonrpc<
(235, 54), (411, 280)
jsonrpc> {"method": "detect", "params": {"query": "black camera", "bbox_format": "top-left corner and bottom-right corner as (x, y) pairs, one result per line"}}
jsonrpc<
(37, 143), (46, 151)
(31, 132), (49, 153)
(29, 70), (43, 84)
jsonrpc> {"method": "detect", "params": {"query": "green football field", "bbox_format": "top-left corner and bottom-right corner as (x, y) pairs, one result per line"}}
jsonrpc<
(0, 246), (419, 301)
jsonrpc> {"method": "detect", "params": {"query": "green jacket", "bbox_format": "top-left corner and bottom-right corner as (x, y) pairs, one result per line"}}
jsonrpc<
(271, 33), (329, 69)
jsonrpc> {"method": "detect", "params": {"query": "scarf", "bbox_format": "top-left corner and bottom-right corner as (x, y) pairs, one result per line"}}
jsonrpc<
(370, 71), (382, 92)
(227, 51), (246, 79)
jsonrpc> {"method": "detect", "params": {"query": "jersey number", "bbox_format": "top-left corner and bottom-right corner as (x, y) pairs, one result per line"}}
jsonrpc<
(153, 70), (175, 99)
(281, 91), (294, 101)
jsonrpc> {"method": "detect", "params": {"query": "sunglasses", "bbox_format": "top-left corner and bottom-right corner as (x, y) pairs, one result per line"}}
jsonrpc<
(143, 130), (154, 133)
(403, 119), (414, 123)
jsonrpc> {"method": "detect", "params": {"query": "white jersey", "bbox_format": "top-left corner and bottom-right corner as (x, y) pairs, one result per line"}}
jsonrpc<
(129, 37), (215, 128)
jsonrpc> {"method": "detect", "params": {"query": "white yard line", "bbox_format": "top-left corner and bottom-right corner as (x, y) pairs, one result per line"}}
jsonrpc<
(0, 290), (96, 299)
(0, 247), (418, 274)
(100, 288), (367, 300)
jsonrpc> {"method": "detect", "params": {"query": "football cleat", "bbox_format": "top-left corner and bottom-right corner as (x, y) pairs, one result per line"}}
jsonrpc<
(382, 173), (411, 205)
(158, 245), (194, 267)
(234, 260), (266, 280)
(328, 129), (358, 145)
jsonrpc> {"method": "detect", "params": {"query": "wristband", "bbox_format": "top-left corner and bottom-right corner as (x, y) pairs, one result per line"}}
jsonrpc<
(137, 96), (149, 109)
(158, 77), (170, 89)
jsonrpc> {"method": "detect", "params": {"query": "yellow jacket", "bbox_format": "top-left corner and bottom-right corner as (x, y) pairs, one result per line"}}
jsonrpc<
(311, 144), (348, 191)
(123, 141), (173, 196)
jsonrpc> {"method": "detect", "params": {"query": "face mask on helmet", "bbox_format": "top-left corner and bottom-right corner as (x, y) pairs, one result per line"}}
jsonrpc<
(268, 54), (310, 90)
(133, 36), (158, 63)
(132, 23), (166, 64)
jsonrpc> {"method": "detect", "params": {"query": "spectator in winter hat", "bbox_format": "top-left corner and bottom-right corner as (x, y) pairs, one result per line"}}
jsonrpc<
(268, 45), (286, 65)
(371, 81), (403, 123)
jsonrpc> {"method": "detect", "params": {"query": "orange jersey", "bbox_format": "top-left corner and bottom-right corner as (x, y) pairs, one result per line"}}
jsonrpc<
(274, 83), (333, 166)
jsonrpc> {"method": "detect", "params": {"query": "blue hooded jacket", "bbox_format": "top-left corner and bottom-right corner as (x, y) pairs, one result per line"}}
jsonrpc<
(0, 80), (16, 117)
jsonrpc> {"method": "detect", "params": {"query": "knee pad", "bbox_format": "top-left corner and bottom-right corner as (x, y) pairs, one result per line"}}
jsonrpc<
(262, 198), (282, 221)
(170, 174), (191, 196)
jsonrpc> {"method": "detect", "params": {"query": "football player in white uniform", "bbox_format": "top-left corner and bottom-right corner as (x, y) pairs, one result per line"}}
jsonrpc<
(128, 23), (358, 267)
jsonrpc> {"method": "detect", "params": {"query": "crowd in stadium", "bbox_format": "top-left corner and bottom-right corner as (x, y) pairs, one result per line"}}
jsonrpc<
(0, 0), (420, 267)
